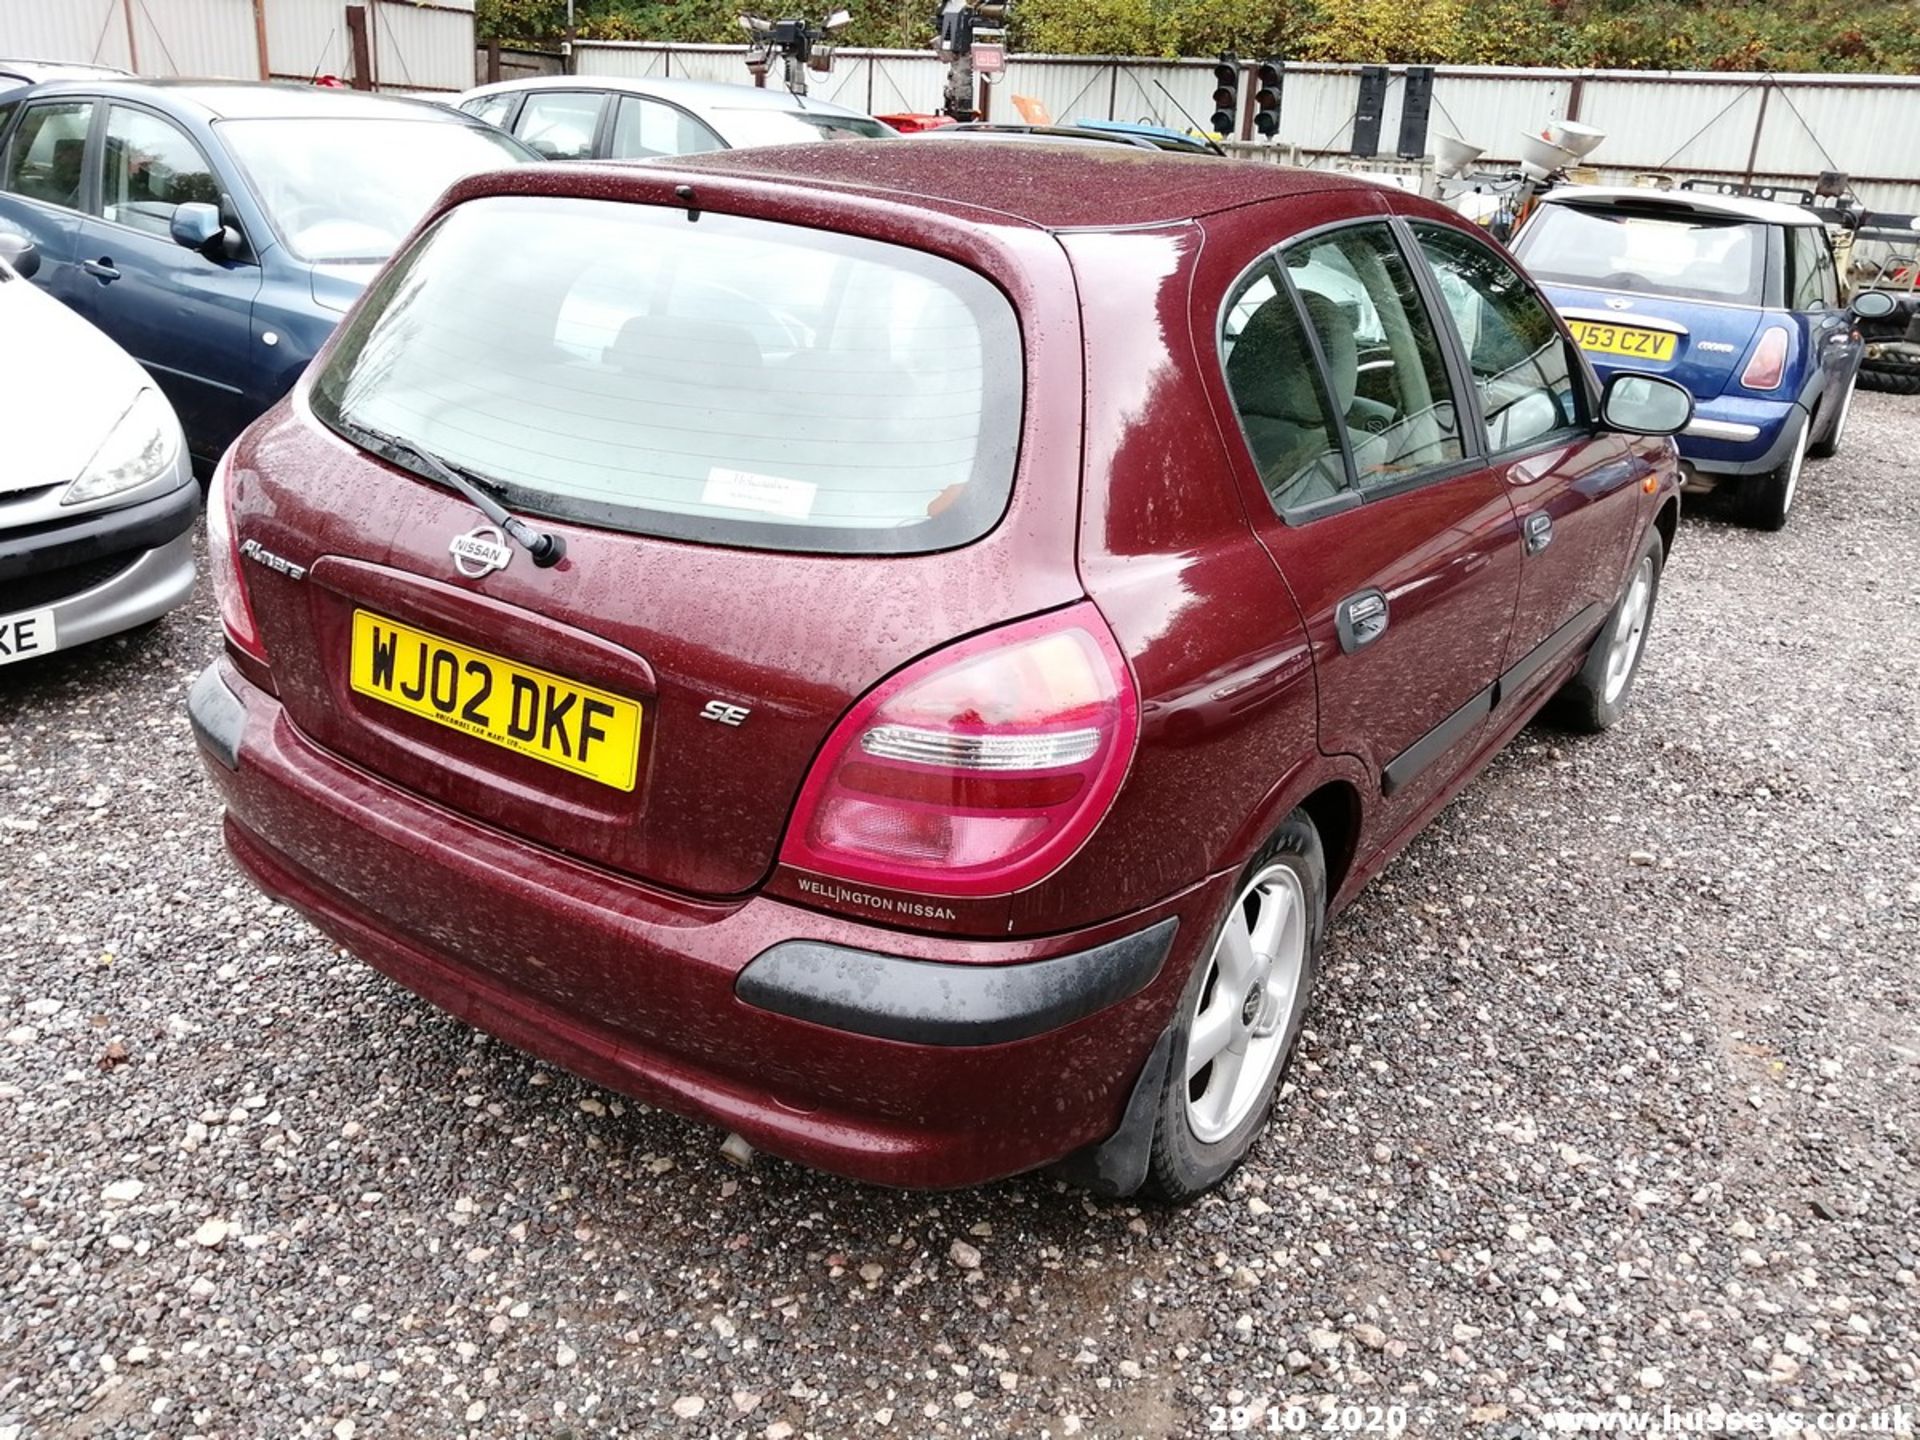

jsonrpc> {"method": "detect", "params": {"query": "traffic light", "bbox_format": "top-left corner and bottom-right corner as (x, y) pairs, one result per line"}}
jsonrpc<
(1254, 56), (1283, 138)
(1210, 54), (1238, 138)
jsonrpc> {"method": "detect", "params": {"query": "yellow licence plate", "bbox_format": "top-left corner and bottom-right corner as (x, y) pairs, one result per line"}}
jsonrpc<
(1569, 320), (1677, 361)
(349, 610), (642, 791)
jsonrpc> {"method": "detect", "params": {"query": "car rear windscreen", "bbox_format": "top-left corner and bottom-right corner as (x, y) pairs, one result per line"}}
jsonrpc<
(1518, 204), (1768, 306)
(309, 194), (1021, 554)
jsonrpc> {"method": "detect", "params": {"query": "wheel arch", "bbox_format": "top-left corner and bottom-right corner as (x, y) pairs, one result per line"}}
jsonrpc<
(1653, 494), (1679, 560)
(1223, 756), (1372, 911)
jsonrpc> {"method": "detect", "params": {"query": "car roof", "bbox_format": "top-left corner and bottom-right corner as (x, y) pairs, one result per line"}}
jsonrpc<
(1538, 184), (1824, 228)
(660, 137), (1378, 230)
(12, 77), (480, 122)
(0, 59), (132, 80)
(461, 74), (876, 121)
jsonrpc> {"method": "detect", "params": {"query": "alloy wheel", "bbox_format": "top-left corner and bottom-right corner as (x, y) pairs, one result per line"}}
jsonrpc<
(1184, 863), (1309, 1144)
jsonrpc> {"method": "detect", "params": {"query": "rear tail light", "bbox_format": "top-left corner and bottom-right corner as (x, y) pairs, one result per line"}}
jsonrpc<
(1740, 326), (1790, 390)
(205, 449), (268, 665)
(781, 604), (1139, 898)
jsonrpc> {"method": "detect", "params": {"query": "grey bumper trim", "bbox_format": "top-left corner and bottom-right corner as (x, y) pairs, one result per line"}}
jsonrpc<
(735, 917), (1178, 1046)
(1683, 417), (1762, 442)
(188, 664), (245, 771)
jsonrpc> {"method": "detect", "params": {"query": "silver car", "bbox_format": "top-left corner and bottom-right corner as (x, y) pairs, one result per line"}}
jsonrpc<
(0, 235), (194, 665)
(453, 76), (894, 161)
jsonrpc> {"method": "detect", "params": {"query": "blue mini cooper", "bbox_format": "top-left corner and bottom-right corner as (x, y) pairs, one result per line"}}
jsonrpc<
(1514, 185), (1884, 530)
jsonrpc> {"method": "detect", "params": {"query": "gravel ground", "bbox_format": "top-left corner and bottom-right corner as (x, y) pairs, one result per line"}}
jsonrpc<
(3, 393), (1916, 1440)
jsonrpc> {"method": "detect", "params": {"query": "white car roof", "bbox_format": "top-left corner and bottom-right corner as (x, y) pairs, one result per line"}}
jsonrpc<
(1537, 184), (1824, 228)
(458, 74), (879, 124)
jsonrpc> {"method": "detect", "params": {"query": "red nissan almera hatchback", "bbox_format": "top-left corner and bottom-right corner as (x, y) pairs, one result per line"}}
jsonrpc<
(189, 142), (1692, 1201)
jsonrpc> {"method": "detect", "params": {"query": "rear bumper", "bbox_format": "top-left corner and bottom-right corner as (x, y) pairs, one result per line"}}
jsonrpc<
(1677, 398), (1803, 477)
(188, 659), (1223, 1190)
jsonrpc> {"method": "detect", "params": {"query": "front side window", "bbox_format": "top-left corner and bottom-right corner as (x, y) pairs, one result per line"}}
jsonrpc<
(2, 100), (93, 211)
(1281, 222), (1465, 489)
(1414, 223), (1586, 453)
(311, 195), (1022, 555)
(102, 105), (220, 237)
(1220, 263), (1351, 513)
(512, 90), (603, 159)
(610, 96), (724, 159)
(1518, 203), (1768, 305)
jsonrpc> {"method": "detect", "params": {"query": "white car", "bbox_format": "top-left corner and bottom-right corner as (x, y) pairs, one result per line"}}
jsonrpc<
(454, 76), (894, 162)
(0, 234), (195, 666)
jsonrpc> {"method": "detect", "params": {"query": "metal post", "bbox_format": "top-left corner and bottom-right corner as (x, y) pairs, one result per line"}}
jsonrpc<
(563, 0), (575, 75)
(345, 4), (372, 90)
(121, 0), (141, 72)
(1743, 83), (1772, 184)
(252, 0), (270, 79)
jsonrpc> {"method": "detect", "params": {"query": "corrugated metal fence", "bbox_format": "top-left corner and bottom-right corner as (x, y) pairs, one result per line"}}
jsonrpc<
(574, 44), (1920, 216)
(0, 0), (475, 92)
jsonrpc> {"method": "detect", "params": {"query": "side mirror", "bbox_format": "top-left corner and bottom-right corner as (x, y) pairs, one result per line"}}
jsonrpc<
(0, 230), (39, 280)
(1600, 372), (1693, 437)
(1851, 289), (1897, 320)
(170, 201), (223, 251)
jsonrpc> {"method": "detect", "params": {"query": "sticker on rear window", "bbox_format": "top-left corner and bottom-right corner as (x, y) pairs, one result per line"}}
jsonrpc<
(702, 466), (818, 520)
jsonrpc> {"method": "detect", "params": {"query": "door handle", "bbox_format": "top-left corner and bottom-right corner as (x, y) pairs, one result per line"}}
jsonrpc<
(1335, 589), (1389, 653)
(82, 258), (120, 283)
(1523, 510), (1554, 556)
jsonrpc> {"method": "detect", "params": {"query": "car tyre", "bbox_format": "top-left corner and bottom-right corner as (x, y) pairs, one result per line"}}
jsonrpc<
(1550, 526), (1664, 734)
(1737, 411), (1808, 531)
(1142, 813), (1325, 1204)
(1858, 358), (1920, 395)
(1808, 374), (1855, 459)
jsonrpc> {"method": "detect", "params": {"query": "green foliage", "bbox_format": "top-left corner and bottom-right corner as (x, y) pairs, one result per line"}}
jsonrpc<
(475, 0), (1920, 71)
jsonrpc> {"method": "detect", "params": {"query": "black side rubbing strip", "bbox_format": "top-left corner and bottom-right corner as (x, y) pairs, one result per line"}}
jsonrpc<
(1381, 683), (1495, 796)
(735, 918), (1179, 1046)
(1497, 602), (1608, 704)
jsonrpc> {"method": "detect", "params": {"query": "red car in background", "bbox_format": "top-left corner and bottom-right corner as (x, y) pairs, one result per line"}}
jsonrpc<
(189, 142), (1691, 1200)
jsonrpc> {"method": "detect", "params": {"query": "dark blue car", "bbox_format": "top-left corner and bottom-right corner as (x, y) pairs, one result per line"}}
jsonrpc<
(1513, 186), (1874, 530)
(0, 81), (531, 466)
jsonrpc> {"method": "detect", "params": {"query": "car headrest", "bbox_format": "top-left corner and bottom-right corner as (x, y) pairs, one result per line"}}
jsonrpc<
(1228, 288), (1361, 426)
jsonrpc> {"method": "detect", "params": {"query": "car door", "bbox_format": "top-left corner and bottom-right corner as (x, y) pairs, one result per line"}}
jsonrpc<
(606, 94), (726, 160)
(68, 100), (262, 462)
(0, 96), (96, 309)
(1404, 217), (1648, 710)
(1207, 205), (1524, 848)
(1787, 223), (1854, 404)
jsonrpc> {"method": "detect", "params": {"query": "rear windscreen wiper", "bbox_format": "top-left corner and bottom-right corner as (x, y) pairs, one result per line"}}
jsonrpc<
(344, 419), (566, 569)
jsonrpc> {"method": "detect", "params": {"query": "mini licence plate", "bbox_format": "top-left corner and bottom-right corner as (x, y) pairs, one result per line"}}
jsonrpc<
(1569, 320), (1677, 361)
(349, 610), (642, 791)
(0, 607), (57, 667)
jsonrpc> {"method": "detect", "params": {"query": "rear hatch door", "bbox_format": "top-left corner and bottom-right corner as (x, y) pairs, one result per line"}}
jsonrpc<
(234, 182), (1085, 899)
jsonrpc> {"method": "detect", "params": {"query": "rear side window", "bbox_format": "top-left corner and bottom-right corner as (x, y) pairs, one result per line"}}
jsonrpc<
(512, 90), (602, 159)
(1519, 204), (1767, 305)
(461, 93), (518, 130)
(3, 100), (93, 211)
(1281, 222), (1466, 489)
(1220, 263), (1351, 512)
(610, 96), (723, 159)
(1786, 226), (1838, 310)
(311, 195), (1022, 555)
